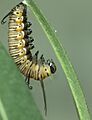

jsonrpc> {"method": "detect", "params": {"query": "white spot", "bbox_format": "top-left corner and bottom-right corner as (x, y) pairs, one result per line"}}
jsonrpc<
(54, 30), (57, 33)
(50, 62), (52, 66)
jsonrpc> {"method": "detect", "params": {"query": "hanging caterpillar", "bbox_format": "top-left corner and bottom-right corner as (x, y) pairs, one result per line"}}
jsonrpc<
(1, 2), (56, 115)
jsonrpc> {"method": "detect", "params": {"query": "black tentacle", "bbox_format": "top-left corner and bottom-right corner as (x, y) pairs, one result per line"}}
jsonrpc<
(40, 80), (47, 115)
(32, 50), (39, 64)
(40, 54), (45, 64)
(1, 11), (12, 24)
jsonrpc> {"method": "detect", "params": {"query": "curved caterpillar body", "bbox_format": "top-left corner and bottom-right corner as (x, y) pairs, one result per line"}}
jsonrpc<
(1, 2), (56, 115)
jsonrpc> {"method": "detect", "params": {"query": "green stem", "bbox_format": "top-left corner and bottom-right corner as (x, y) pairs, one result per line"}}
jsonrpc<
(23, 0), (91, 119)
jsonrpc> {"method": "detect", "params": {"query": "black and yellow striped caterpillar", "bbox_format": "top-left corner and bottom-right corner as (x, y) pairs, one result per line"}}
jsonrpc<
(1, 2), (56, 115)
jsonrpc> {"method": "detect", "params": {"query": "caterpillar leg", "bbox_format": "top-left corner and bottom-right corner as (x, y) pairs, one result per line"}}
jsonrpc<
(24, 21), (32, 29)
(25, 76), (33, 89)
(24, 29), (32, 36)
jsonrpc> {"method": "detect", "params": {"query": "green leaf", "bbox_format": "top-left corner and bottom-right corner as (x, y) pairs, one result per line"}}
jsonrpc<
(0, 44), (44, 120)
(23, 0), (91, 119)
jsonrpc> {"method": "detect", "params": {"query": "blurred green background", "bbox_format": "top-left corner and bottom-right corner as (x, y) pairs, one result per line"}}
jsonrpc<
(0, 0), (92, 120)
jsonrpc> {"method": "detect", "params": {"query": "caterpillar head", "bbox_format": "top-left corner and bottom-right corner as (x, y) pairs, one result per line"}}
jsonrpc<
(47, 59), (56, 74)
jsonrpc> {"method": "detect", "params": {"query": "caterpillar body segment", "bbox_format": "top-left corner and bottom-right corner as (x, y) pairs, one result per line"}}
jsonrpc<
(1, 2), (56, 115)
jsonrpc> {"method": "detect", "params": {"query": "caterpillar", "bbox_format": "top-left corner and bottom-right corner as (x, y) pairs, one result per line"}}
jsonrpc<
(1, 2), (56, 115)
